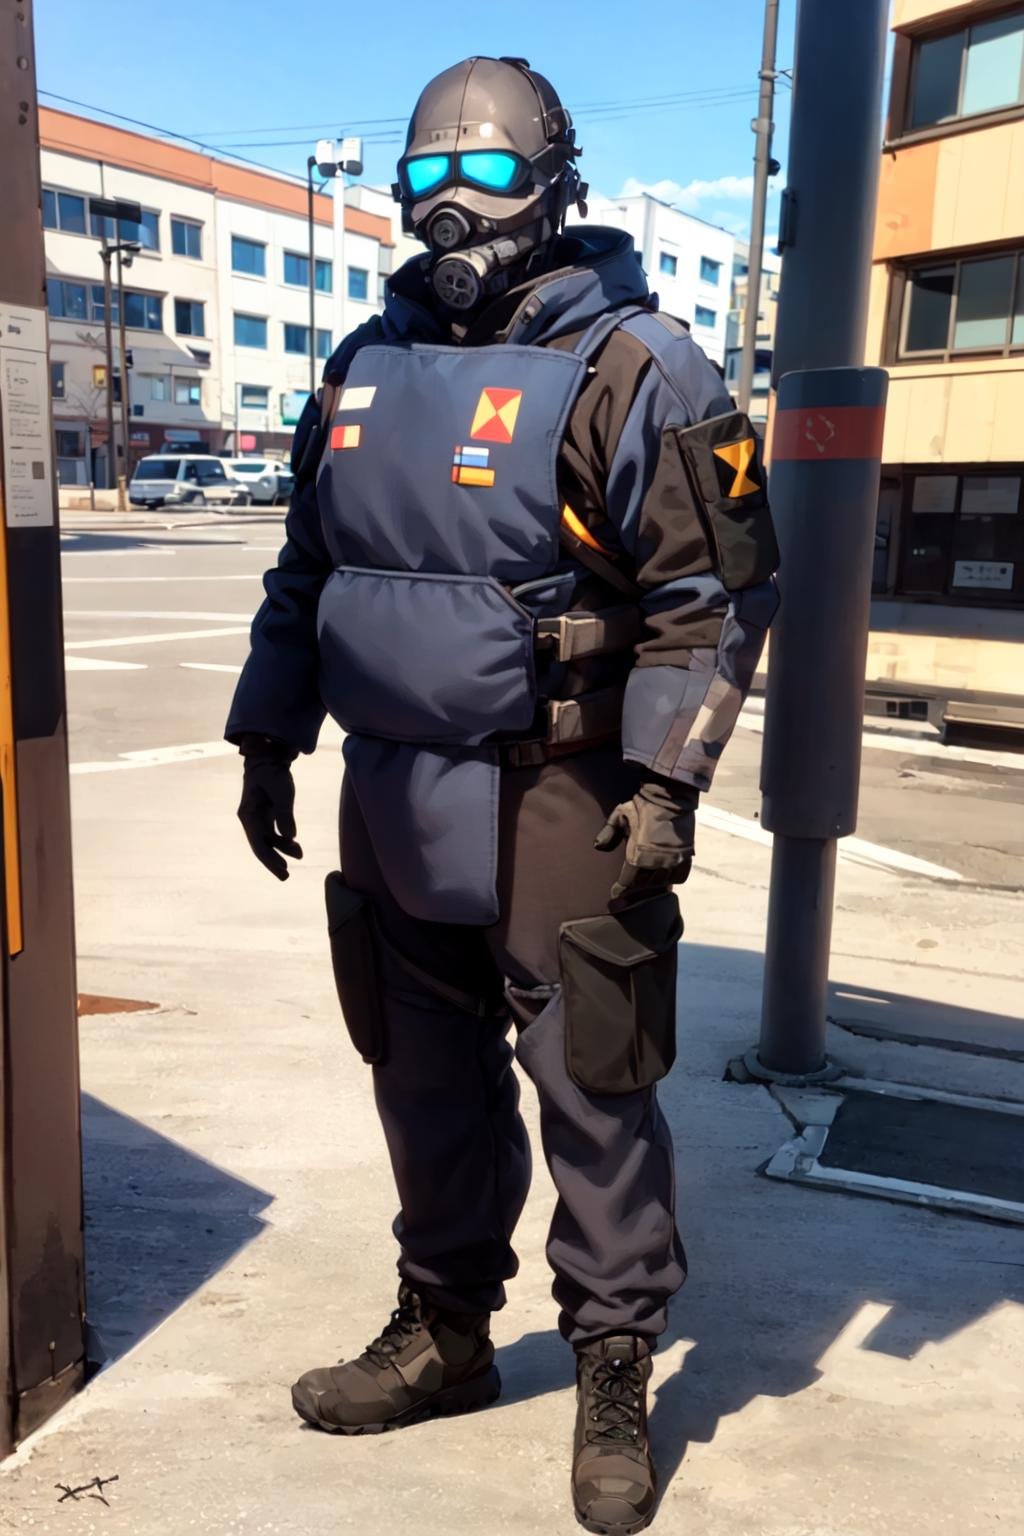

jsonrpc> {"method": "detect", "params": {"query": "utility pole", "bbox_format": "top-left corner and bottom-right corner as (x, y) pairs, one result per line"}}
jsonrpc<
(306, 157), (319, 397)
(0, 0), (85, 1451)
(737, 0), (780, 415)
(100, 241), (115, 489)
(739, 0), (890, 1084)
(91, 200), (140, 498)
(115, 243), (132, 502)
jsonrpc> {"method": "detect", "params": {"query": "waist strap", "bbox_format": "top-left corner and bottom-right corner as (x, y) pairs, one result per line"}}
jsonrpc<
(499, 685), (624, 768)
(535, 605), (640, 663)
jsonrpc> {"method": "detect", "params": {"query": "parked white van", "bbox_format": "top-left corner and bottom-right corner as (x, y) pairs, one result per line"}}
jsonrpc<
(129, 454), (250, 509)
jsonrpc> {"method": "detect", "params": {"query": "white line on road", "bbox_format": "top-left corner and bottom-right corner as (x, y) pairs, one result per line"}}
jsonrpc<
(65, 610), (255, 622)
(60, 548), (176, 557)
(71, 741), (237, 775)
(180, 662), (244, 674)
(65, 626), (250, 650)
(697, 803), (963, 883)
(737, 702), (1024, 773)
(65, 656), (148, 672)
(61, 574), (262, 583)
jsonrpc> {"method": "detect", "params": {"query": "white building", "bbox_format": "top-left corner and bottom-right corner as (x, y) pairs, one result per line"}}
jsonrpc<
(568, 193), (735, 366)
(40, 108), (394, 486)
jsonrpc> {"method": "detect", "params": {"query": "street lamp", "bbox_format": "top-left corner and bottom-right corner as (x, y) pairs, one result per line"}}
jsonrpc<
(90, 196), (142, 504)
(306, 137), (363, 396)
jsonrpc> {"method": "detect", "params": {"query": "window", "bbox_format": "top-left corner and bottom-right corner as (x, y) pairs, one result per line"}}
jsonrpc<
(50, 362), (66, 399)
(174, 380), (202, 406)
(55, 429), (85, 458)
(897, 248), (1024, 360)
(283, 324), (333, 356)
(316, 259), (333, 294)
(283, 252), (333, 291)
(908, 12), (1024, 129)
(700, 256), (721, 285)
(174, 299), (205, 337)
(234, 313), (267, 348)
(659, 252), (678, 277)
(694, 305), (717, 327)
(146, 375), (169, 402)
(900, 471), (1024, 600)
(123, 292), (163, 331)
(240, 385), (270, 409)
(171, 218), (202, 259)
(42, 189), (87, 234)
(232, 236), (266, 277)
(90, 207), (160, 251)
(47, 280), (88, 321)
(347, 266), (369, 301)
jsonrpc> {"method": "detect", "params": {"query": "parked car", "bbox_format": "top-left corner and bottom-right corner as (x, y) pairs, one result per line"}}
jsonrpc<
(129, 454), (251, 509)
(224, 457), (294, 505)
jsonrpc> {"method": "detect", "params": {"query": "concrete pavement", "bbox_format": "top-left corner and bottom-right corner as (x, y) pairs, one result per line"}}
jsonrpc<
(0, 519), (1021, 1535)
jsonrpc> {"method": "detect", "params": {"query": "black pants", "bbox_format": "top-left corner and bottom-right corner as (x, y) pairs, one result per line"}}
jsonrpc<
(340, 746), (686, 1347)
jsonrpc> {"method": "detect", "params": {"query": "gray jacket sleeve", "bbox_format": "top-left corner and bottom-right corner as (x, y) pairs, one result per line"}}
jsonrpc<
(603, 316), (780, 792)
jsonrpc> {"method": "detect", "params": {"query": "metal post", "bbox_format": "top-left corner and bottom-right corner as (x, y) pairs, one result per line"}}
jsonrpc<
(743, 0), (890, 1085)
(0, 0), (84, 1450)
(737, 0), (780, 415)
(307, 158), (317, 397)
(100, 244), (115, 490)
(115, 245), (130, 508)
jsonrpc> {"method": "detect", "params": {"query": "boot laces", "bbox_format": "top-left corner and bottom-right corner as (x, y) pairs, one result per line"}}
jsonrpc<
(363, 1295), (424, 1368)
(584, 1355), (645, 1444)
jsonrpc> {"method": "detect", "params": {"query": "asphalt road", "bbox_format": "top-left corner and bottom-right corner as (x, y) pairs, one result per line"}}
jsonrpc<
(61, 512), (1024, 892)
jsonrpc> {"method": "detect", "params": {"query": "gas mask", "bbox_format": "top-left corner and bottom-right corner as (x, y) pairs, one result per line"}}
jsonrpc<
(393, 57), (587, 312)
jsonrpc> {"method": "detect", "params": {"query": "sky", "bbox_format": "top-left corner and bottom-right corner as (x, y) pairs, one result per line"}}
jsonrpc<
(35, 0), (796, 243)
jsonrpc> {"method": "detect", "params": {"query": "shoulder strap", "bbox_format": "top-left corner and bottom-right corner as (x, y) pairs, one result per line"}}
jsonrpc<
(569, 303), (650, 364)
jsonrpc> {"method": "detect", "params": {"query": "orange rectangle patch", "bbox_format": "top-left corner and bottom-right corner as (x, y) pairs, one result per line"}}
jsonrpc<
(452, 464), (496, 488)
(771, 406), (885, 463)
(330, 423), (362, 451)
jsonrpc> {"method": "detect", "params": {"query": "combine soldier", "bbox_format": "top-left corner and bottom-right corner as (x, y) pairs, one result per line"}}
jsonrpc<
(228, 56), (778, 1534)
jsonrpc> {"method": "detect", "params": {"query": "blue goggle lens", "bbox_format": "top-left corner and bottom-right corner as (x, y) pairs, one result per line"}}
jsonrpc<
(458, 151), (521, 190)
(404, 154), (451, 194)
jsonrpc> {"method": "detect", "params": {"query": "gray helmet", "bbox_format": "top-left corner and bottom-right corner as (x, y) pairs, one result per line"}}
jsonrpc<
(393, 57), (586, 311)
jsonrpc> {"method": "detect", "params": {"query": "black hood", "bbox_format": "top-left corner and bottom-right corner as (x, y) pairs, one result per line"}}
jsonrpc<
(380, 226), (650, 347)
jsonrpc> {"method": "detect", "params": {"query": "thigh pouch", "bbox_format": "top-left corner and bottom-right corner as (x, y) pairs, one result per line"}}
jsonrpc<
(559, 891), (683, 1094)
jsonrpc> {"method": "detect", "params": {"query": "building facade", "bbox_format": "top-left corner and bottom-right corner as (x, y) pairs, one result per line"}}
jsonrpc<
(40, 109), (393, 485)
(864, 0), (1024, 714)
(568, 194), (734, 366)
(724, 240), (781, 427)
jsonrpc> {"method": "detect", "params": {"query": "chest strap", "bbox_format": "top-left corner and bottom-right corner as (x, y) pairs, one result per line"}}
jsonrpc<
(499, 684), (624, 768)
(535, 605), (640, 663)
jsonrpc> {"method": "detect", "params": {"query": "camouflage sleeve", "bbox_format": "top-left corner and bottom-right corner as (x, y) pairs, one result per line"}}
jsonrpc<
(602, 318), (779, 792)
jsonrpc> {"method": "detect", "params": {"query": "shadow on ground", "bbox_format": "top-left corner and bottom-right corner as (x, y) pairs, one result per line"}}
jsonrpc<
(494, 941), (1024, 1507)
(82, 1093), (273, 1367)
(61, 533), (250, 553)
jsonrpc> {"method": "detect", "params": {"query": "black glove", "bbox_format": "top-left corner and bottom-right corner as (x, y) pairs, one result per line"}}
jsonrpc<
(237, 734), (302, 881)
(594, 777), (698, 904)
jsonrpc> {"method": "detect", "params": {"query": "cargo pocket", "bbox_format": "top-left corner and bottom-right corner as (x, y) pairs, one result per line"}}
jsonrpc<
(559, 892), (682, 1094)
(325, 872), (386, 1065)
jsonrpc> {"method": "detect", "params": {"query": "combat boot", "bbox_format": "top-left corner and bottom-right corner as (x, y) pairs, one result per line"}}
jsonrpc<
(572, 1335), (656, 1534)
(291, 1283), (499, 1435)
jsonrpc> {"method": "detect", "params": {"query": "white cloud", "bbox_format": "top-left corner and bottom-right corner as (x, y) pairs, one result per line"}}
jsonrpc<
(619, 173), (781, 215)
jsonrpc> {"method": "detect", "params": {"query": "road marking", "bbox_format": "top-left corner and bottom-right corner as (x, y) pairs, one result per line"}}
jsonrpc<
(61, 575), (262, 584)
(737, 701), (1024, 773)
(65, 610), (255, 622)
(65, 656), (148, 672)
(71, 741), (237, 775)
(60, 548), (176, 557)
(180, 662), (244, 674)
(65, 626), (250, 650)
(697, 803), (963, 883)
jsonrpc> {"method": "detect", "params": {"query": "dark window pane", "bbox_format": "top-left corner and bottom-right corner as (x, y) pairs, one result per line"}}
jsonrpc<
(316, 328), (332, 359)
(903, 265), (954, 352)
(48, 280), (87, 321)
(240, 385), (269, 409)
(953, 255), (1014, 349)
(171, 219), (202, 259)
(135, 458), (181, 480)
(57, 192), (86, 234)
(138, 211), (160, 250)
(55, 429), (84, 457)
(909, 30), (964, 127)
(699, 256), (720, 284)
(42, 188), (57, 228)
(902, 513), (955, 594)
(960, 476), (1021, 515)
(347, 266), (369, 301)
(90, 210), (116, 240)
(694, 305), (716, 327)
(284, 323), (309, 354)
(50, 362), (66, 399)
(962, 13), (1024, 116)
(174, 299), (204, 337)
(315, 259), (332, 293)
(235, 313), (267, 348)
(232, 237), (266, 276)
(283, 251), (307, 285)
(1012, 258), (1024, 345)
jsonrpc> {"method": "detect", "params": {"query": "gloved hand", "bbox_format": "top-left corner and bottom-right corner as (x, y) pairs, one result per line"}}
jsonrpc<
(594, 777), (698, 903)
(237, 733), (302, 881)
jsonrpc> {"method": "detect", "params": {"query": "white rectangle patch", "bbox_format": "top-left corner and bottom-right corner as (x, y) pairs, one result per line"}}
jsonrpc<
(338, 385), (377, 411)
